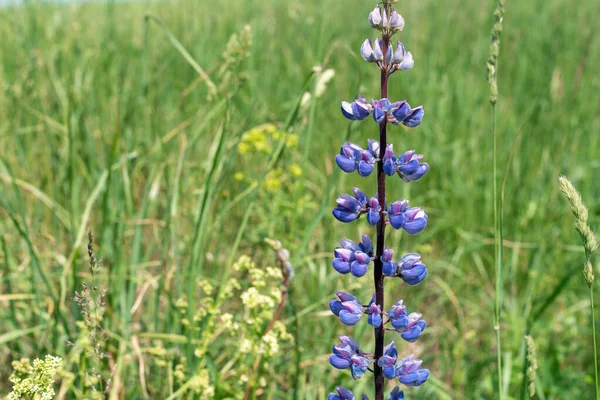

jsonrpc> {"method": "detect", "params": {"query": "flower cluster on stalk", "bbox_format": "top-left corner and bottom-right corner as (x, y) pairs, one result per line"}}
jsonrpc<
(327, 2), (431, 399)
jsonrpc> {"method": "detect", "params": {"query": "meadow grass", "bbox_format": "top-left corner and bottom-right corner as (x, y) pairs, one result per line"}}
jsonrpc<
(1, 0), (599, 398)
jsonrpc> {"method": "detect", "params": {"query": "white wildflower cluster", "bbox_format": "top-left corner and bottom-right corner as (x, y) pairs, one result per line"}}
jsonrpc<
(8, 355), (63, 400)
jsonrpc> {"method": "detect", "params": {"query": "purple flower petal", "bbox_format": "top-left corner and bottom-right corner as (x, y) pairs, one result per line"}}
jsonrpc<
(329, 354), (352, 369)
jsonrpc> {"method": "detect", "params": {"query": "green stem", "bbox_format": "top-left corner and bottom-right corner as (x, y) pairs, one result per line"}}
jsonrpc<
(590, 285), (599, 400)
(493, 103), (503, 400)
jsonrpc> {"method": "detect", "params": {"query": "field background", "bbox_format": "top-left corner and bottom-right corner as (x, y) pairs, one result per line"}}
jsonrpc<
(1, 0), (599, 398)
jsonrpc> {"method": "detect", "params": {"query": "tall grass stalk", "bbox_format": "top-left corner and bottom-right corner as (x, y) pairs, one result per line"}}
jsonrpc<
(590, 285), (599, 400)
(559, 176), (599, 400)
(487, 0), (506, 396)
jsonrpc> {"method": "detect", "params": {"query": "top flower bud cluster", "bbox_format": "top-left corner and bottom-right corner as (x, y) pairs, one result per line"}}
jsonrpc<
(362, 6), (414, 74)
(369, 6), (404, 36)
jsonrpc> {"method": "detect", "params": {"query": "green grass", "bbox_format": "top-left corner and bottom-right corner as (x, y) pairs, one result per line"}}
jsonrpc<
(1, 0), (599, 398)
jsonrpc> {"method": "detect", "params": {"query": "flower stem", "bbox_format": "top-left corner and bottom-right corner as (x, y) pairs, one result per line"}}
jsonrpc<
(492, 102), (504, 400)
(374, 31), (390, 400)
(590, 285), (599, 400)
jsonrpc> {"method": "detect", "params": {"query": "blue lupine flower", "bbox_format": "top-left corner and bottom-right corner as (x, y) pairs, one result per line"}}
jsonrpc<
(387, 301), (426, 341)
(367, 197), (381, 226)
(377, 340), (398, 379)
(351, 250), (371, 277)
(329, 336), (362, 369)
(390, 42), (413, 72)
(350, 354), (372, 379)
(333, 189), (385, 227)
(387, 387), (405, 400)
(333, 187), (369, 223)
(388, 200), (408, 229)
(387, 200), (428, 234)
(389, 101), (411, 125)
(398, 313), (427, 342)
(388, 300), (408, 330)
(341, 95), (374, 121)
(381, 248), (396, 277)
(397, 253), (428, 285)
(383, 145), (396, 176)
(329, 337), (372, 380)
(328, 386), (368, 400)
(367, 294), (382, 328)
(330, 292), (364, 326)
(328, 386), (403, 400)
(332, 235), (373, 277)
(389, 101), (422, 127)
(367, 138), (380, 158)
(328, 386), (356, 400)
(336, 142), (376, 177)
(396, 150), (428, 182)
(403, 106), (424, 127)
(395, 355), (430, 386)
(332, 247), (354, 274)
(372, 99), (392, 124)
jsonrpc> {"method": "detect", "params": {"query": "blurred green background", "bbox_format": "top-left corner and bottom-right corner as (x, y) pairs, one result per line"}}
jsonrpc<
(1, 0), (599, 398)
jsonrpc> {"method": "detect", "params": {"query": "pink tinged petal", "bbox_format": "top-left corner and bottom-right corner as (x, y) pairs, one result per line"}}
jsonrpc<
(406, 312), (422, 328)
(382, 248), (394, 262)
(335, 248), (354, 261)
(378, 355), (396, 367)
(354, 251), (370, 264)
(342, 301), (364, 314)
(336, 291), (359, 302)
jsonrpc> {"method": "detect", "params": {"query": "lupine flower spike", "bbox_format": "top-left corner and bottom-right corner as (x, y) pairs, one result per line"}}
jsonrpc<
(328, 1), (431, 399)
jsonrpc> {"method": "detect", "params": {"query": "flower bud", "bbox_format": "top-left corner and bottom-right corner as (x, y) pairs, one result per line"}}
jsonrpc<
(360, 39), (376, 63)
(392, 42), (406, 65)
(373, 38), (384, 62)
(389, 10), (405, 32)
(398, 51), (414, 71)
(368, 6), (382, 29)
